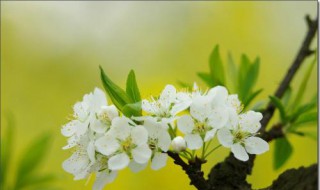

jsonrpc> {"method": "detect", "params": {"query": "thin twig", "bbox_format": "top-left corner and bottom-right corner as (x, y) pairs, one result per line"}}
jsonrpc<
(260, 15), (318, 131)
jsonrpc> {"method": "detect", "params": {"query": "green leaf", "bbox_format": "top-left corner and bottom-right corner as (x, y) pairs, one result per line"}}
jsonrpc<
(290, 101), (317, 123)
(177, 80), (192, 89)
(122, 102), (142, 117)
(269, 96), (287, 122)
(290, 112), (317, 129)
(242, 57), (260, 99)
(15, 133), (52, 187)
(282, 86), (292, 108)
(238, 54), (251, 100)
(209, 45), (225, 85)
(126, 70), (141, 102)
(243, 89), (263, 108)
(274, 137), (293, 170)
(227, 52), (238, 92)
(251, 100), (266, 112)
(301, 131), (317, 140)
(197, 72), (215, 87)
(100, 66), (132, 110)
(291, 55), (316, 111)
(0, 113), (15, 190)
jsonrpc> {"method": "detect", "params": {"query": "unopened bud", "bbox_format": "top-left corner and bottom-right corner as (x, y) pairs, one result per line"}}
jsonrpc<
(171, 136), (187, 152)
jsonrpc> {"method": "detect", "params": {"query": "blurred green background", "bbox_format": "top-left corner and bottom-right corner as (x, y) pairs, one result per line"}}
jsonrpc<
(1, 1), (317, 190)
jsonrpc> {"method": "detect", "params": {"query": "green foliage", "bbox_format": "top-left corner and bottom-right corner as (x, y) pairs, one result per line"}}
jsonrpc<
(197, 45), (262, 108)
(100, 66), (142, 117)
(0, 114), (57, 190)
(126, 70), (141, 102)
(274, 137), (293, 170)
(269, 96), (287, 123)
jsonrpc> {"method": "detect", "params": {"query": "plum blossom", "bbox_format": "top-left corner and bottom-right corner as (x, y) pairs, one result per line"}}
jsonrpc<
(177, 86), (229, 149)
(217, 111), (269, 161)
(95, 117), (152, 170)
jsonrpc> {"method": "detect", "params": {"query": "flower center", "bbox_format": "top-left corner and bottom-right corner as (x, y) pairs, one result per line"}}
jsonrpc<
(232, 130), (250, 144)
(98, 111), (111, 125)
(121, 137), (135, 153)
(148, 138), (159, 151)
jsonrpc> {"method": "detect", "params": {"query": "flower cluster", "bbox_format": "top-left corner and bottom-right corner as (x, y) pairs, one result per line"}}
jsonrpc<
(61, 84), (269, 189)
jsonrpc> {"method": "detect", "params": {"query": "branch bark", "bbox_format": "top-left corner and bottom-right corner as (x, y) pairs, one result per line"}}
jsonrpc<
(206, 15), (318, 190)
(168, 15), (318, 190)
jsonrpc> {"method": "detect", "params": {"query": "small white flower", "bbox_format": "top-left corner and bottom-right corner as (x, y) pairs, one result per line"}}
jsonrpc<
(171, 136), (187, 152)
(217, 111), (269, 161)
(174, 83), (203, 112)
(142, 85), (188, 124)
(95, 117), (152, 171)
(177, 86), (229, 150)
(93, 169), (117, 190)
(143, 117), (171, 170)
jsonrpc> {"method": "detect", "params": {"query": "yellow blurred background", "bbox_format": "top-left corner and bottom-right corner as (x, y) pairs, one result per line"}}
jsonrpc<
(1, 1), (317, 190)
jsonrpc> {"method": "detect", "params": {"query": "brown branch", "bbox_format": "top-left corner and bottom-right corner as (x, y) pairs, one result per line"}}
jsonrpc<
(260, 15), (318, 131)
(207, 15), (318, 190)
(259, 164), (318, 190)
(166, 151), (209, 190)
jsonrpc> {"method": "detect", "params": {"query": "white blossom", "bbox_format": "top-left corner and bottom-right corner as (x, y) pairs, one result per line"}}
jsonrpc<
(177, 86), (229, 150)
(95, 117), (152, 170)
(171, 136), (187, 152)
(217, 111), (269, 161)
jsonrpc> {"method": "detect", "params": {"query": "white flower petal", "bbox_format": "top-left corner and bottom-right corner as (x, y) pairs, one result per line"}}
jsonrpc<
(61, 121), (78, 137)
(93, 170), (117, 190)
(131, 126), (148, 146)
(91, 88), (107, 111)
(207, 106), (228, 129)
(151, 152), (168, 170)
(62, 135), (78, 150)
(132, 144), (152, 164)
(159, 85), (176, 106)
(91, 120), (107, 134)
(177, 115), (194, 134)
(95, 135), (119, 156)
(87, 141), (96, 163)
(108, 153), (130, 170)
(73, 102), (89, 121)
(217, 128), (234, 148)
(62, 152), (89, 175)
(142, 100), (156, 114)
(239, 111), (263, 133)
(208, 86), (228, 106)
(184, 133), (203, 150)
(244, 137), (269, 155)
(231, 143), (249, 161)
(102, 105), (119, 120)
(157, 130), (171, 151)
(171, 92), (192, 115)
(204, 128), (217, 142)
(190, 95), (212, 122)
(110, 117), (132, 140)
(128, 160), (148, 173)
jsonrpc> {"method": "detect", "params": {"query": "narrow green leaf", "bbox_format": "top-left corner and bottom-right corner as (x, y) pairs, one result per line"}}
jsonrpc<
(238, 54), (251, 100)
(242, 57), (260, 98)
(269, 96), (287, 122)
(16, 133), (52, 185)
(122, 102), (142, 117)
(301, 131), (317, 140)
(197, 72), (215, 87)
(100, 66), (132, 110)
(0, 113), (15, 190)
(209, 45), (225, 85)
(290, 112), (318, 129)
(251, 100), (266, 112)
(243, 88), (263, 108)
(291, 55), (316, 111)
(177, 80), (193, 89)
(290, 101), (317, 123)
(227, 52), (238, 92)
(274, 137), (293, 170)
(282, 86), (292, 108)
(126, 70), (141, 102)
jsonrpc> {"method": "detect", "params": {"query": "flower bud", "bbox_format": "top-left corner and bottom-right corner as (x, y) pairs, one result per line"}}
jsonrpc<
(171, 136), (187, 152)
